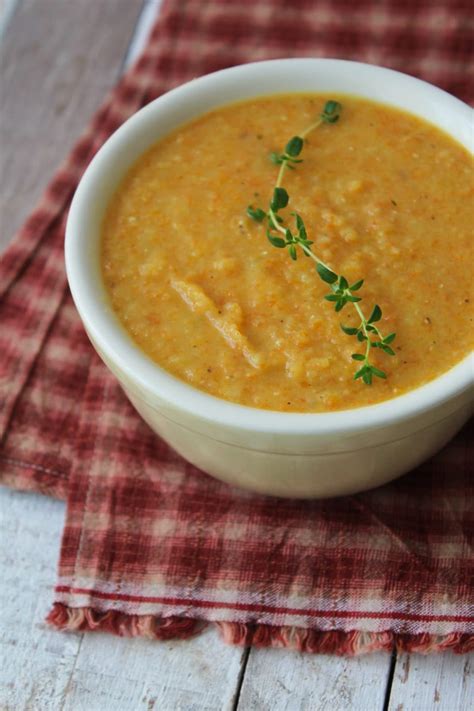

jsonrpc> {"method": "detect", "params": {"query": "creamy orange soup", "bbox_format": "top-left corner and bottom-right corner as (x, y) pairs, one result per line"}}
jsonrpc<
(102, 95), (473, 412)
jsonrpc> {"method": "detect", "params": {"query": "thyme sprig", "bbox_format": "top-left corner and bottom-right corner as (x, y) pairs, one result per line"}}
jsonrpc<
(246, 100), (396, 385)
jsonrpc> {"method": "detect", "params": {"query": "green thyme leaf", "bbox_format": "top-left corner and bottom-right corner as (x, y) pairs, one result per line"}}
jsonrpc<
(285, 136), (304, 157)
(267, 232), (286, 248)
(321, 100), (342, 123)
(271, 187), (289, 211)
(317, 263), (338, 284)
(341, 325), (359, 335)
(294, 213), (307, 240)
(247, 205), (266, 222)
(270, 152), (284, 165)
(350, 279), (364, 291)
(244, 99), (396, 386)
(368, 304), (382, 323)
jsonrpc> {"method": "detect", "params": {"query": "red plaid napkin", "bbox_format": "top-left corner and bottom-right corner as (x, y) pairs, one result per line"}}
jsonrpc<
(1, 0), (473, 655)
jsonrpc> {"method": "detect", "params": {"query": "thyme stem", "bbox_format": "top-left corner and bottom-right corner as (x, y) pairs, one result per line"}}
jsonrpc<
(246, 99), (397, 385)
(300, 117), (323, 139)
(275, 161), (287, 189)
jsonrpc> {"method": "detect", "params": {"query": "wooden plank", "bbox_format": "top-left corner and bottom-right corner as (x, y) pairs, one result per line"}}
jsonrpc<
(0, 488), (83, 710)
(388, 651), (473, 711)
(62, 625), (247, 711)
(0, 489), (248, 711)
(0, 0), (144, 250)
(0, 4), (245, 707)
(123, 0), (162, 70)
(237, 646), (393, 710)
(0, 0), (19, 38)
(1, 3), (469, 710)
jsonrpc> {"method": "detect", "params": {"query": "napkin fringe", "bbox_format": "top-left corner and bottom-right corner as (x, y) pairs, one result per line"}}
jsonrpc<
(47, 603), (204, 641)
(217, 621), (474, 655)
(47, 603), (473, 655)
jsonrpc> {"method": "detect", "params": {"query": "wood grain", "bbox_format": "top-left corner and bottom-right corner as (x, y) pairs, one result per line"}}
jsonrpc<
(0, 0), (19, 37)
(0, 488), (248, 711)
(123, 0), (162, 71)
(0, 489), (82, 710)
(0, 0), (144, 250)
(62, 626), (247, 711)
(388, 651), (473, 711)
(2, 484), (472, 711)
(1, 2), (472, 709)
(237, 645), (392, 710)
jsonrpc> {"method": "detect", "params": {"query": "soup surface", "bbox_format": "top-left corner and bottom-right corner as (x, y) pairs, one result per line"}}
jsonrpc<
(102, 94), (473, 412)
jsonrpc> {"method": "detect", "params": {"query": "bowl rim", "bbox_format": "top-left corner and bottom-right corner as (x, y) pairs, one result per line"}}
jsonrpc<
(65, 57), (474, 436)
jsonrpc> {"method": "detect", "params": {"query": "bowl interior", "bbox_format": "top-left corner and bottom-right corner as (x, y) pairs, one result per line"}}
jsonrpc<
(65, 58), (473, 435)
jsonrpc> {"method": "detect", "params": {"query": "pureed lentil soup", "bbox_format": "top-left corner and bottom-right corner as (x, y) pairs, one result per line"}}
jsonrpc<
(102, 94), (473, 412)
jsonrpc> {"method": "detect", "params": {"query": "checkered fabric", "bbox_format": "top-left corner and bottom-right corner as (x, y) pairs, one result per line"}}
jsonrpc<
(1, 0), (473, 654)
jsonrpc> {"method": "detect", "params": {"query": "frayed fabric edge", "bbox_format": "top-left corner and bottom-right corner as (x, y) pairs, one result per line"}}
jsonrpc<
(47, 602), (205, 641)
(47, 603), (474, 655)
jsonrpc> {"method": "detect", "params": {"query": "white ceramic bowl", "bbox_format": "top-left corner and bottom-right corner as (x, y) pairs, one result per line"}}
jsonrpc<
(65, 59), (473, 498)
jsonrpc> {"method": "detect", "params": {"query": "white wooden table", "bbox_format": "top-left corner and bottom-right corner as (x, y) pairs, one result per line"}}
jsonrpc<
(0, 2), (472, 709)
